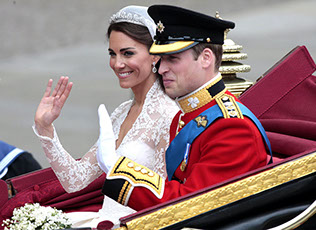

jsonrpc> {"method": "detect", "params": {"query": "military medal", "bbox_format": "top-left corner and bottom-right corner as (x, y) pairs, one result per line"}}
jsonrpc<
(180, 160), (186, 171)
(180, 143), (191, 172)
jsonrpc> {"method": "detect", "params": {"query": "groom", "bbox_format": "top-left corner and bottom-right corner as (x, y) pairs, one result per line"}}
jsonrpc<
(99, 5), (271, 211)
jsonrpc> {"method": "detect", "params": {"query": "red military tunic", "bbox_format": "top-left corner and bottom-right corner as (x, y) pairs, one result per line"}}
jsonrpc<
(102, 77), (268, 211)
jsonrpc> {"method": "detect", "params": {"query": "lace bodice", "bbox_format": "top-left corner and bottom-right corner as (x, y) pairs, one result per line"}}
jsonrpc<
(33, 80), (178, 193)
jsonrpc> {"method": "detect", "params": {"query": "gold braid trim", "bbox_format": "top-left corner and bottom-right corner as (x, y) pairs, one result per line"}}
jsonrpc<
(108, 157), (164, 199)
(118, 181), (130, 205)
(177, 77), (226, 113)
(123, 152), (316, 230)
(122, 183), (132, 205)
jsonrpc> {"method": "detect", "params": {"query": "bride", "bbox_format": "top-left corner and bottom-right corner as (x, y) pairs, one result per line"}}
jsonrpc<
(33, 5), (178, 228)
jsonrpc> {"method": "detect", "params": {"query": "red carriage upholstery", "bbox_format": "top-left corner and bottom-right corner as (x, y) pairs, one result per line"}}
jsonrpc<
(0, 168), (104, 225)
(240, 45), (316, 160)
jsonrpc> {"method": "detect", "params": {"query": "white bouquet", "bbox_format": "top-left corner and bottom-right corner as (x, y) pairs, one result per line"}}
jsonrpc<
(2, 203), (72, 230)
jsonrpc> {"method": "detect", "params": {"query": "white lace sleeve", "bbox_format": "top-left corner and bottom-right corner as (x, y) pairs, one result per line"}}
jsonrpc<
(33, 80), (178, 193)
(32, 100), (133, 194)
(32, 124), (103, 193)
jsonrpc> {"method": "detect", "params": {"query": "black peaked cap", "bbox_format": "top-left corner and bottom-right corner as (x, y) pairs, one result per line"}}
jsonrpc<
(148, 5), (235, 55)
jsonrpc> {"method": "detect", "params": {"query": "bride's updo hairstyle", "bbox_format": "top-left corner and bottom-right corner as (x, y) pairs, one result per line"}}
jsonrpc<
(107, 5), (156, 51)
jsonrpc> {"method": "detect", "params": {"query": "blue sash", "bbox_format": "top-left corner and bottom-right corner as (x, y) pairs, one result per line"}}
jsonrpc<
(165, 102), (272, 180)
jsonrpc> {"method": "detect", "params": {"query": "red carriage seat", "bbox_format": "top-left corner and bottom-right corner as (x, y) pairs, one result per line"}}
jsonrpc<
(0, 167), (105, 226)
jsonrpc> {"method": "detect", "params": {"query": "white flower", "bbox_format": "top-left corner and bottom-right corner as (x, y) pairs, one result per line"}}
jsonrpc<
(2, 203), (72, 230)
(188, 97), (200, 108)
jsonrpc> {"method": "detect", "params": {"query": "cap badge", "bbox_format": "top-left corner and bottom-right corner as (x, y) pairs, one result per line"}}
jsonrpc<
(157, 20), (165, 33)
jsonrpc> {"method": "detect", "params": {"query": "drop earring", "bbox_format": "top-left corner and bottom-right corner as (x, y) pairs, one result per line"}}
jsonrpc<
(152, 62), (157, 73)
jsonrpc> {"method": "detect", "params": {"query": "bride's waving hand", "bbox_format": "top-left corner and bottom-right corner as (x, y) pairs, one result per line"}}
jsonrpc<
(34, 76), (73, 138)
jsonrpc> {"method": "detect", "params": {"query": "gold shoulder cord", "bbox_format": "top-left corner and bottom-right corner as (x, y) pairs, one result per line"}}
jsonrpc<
(215, 94), (243, 119)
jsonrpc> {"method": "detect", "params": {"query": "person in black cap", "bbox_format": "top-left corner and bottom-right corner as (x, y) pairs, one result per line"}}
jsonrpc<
(98, 5), (272, 211)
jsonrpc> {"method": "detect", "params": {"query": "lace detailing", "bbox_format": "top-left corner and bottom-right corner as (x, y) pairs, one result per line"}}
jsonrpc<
(33, 79), (178, 192)
(111, 80), (178, 178)
(33, 125), (103, 193)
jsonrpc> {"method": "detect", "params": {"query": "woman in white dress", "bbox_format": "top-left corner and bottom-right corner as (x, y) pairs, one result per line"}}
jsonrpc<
(33, 5), (178, 228)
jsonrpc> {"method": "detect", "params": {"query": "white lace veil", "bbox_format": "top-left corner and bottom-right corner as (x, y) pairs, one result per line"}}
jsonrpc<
(109, 5), (156, 40)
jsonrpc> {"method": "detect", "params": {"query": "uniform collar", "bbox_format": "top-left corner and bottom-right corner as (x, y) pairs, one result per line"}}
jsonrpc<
(176, 73), (226, 113)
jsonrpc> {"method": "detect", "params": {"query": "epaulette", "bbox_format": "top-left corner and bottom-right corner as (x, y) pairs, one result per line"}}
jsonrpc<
(215, 94), (244, 119)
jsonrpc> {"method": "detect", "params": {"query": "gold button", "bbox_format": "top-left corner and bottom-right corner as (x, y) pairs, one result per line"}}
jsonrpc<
(134, 166), (141, 172)
(127, 162), (134, 168)
(229, 111), (237, 116)
(179, 120), (185, 128)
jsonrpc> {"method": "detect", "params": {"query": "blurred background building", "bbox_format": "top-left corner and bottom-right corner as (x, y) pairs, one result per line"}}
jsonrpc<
(0, 0), (315, 168)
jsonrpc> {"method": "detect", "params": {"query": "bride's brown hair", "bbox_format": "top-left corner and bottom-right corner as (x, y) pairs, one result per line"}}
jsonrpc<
(107, 22), (152, 51)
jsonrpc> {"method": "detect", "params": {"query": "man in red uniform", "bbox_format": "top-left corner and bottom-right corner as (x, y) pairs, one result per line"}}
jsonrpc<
(98, 5), (271, 211)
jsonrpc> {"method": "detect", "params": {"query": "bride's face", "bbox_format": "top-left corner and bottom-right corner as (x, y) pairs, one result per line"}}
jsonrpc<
(108, 31), (155, 90)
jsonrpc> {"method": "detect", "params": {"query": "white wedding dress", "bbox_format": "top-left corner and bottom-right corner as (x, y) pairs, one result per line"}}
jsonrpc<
(33, 80), (179, 228)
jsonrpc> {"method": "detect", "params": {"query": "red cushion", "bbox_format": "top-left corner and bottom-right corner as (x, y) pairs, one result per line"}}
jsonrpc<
(0, 168), (105, 223)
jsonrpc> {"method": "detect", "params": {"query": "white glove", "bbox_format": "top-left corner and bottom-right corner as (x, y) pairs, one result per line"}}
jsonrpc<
(96, 104), (118, 174)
